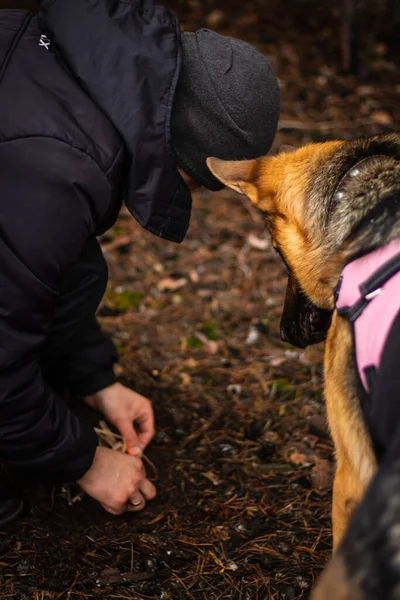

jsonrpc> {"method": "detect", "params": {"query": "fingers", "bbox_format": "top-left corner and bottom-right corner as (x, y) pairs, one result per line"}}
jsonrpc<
(104, 386), (155, 452)
(101, 502), (126, 516)
(115, 409), (154, 454)
(127, 445), (142, 458)
(136, 408), (155, 449)
(116, 420), (141, 453)
(78, 446), (156, 518)
(101, 456), (154, 515)
(102, 478), (156, 515)
(127, 492), (145, 512)
(127, 478), (156, 512)
(138, 478), (157, 501)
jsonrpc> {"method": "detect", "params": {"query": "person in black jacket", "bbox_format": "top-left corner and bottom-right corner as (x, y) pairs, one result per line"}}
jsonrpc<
(0, 0), (280, 527)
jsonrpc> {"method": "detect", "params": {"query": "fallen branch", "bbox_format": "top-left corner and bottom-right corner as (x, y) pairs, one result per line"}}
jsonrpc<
(278, 118), (387, 132)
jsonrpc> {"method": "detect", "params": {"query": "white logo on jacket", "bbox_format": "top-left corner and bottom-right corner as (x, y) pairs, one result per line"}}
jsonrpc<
(39, 34), (51, 50)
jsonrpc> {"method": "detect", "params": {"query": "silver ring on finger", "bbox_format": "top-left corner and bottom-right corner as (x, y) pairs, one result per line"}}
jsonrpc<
(129, 496), (144, 507)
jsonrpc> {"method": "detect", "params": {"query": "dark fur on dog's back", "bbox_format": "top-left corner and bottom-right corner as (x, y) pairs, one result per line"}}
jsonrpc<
(306, 134), (400, 245)
(315, 459), (400, 600)
(344, 463), (400, 600)
(307, 134), (400, 260)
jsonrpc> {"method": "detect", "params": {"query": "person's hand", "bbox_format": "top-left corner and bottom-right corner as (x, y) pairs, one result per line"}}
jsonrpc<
(85, 383), (155, 456)
(77, 446), (156, 514)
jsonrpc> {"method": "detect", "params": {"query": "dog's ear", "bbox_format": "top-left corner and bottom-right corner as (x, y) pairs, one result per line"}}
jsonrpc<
(207, 157), (261, 205)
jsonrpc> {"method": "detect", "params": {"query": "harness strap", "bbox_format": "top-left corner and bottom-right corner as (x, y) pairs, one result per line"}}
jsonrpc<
(360, 252), (400, 298)
(335, 239), (400, 394)
(336, 251), (400, 322)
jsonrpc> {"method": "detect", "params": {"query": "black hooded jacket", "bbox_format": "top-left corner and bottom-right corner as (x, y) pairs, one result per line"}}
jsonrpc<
(0, 0), (190, 482)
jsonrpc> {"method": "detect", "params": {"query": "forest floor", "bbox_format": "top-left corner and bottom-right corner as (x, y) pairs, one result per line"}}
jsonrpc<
(1, 1), (399, 598)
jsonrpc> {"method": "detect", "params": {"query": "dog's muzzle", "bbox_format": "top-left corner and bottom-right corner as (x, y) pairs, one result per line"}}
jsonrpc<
(280, 275), (333, 348)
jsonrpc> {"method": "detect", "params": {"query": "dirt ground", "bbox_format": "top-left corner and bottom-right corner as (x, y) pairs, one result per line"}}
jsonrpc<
(1, 1), (399, 599)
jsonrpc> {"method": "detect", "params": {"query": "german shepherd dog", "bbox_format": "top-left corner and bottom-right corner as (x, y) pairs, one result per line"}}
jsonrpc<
(207, 133), (400, 598)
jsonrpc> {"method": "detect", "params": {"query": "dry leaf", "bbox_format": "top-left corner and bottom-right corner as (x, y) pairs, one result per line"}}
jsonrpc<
(197, 289), (213, 299)
(206, 9), (224, 28)
(247, 233), (269, 251)
(189, 269), (200, 283)
(180, 372), (192, 386)
(370, 110), (392, 125)
(307, 415), (330, 440)
(204, 341), (219, 355)
(289, 450), (312, 467)
(310, 458), (333, 494)
(263, 430), (280, 444)
(153, 262), (164, 273)
(202, 471), (221, 486)
(357, 85), (374, 96)
(269, 356), (286, 367)
(185, 358), (198, 369)
(157, 277), (187, 292)
(195, 332), (219, 355)
(246, 326), (260, 345)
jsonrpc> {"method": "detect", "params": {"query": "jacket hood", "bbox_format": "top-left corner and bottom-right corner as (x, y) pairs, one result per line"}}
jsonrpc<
(38, 0), (191, 243)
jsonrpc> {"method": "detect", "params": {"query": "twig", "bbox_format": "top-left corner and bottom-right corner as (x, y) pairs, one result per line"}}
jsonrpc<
(95, 420), (158, 480)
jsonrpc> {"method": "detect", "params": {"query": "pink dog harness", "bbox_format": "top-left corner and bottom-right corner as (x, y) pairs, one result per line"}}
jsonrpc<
(335, 239), (400, 393)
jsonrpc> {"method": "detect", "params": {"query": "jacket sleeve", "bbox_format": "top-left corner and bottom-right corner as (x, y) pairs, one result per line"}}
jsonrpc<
(0, 138), (111, 482)
(61, 316), (119, 397)
(42, 234), (120, 398)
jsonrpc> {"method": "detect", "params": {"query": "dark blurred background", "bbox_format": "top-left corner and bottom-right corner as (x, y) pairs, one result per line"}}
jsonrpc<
(2, 0), (399, 148)
(171, 0), (400, 78)
(4, 0), (400, 77)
